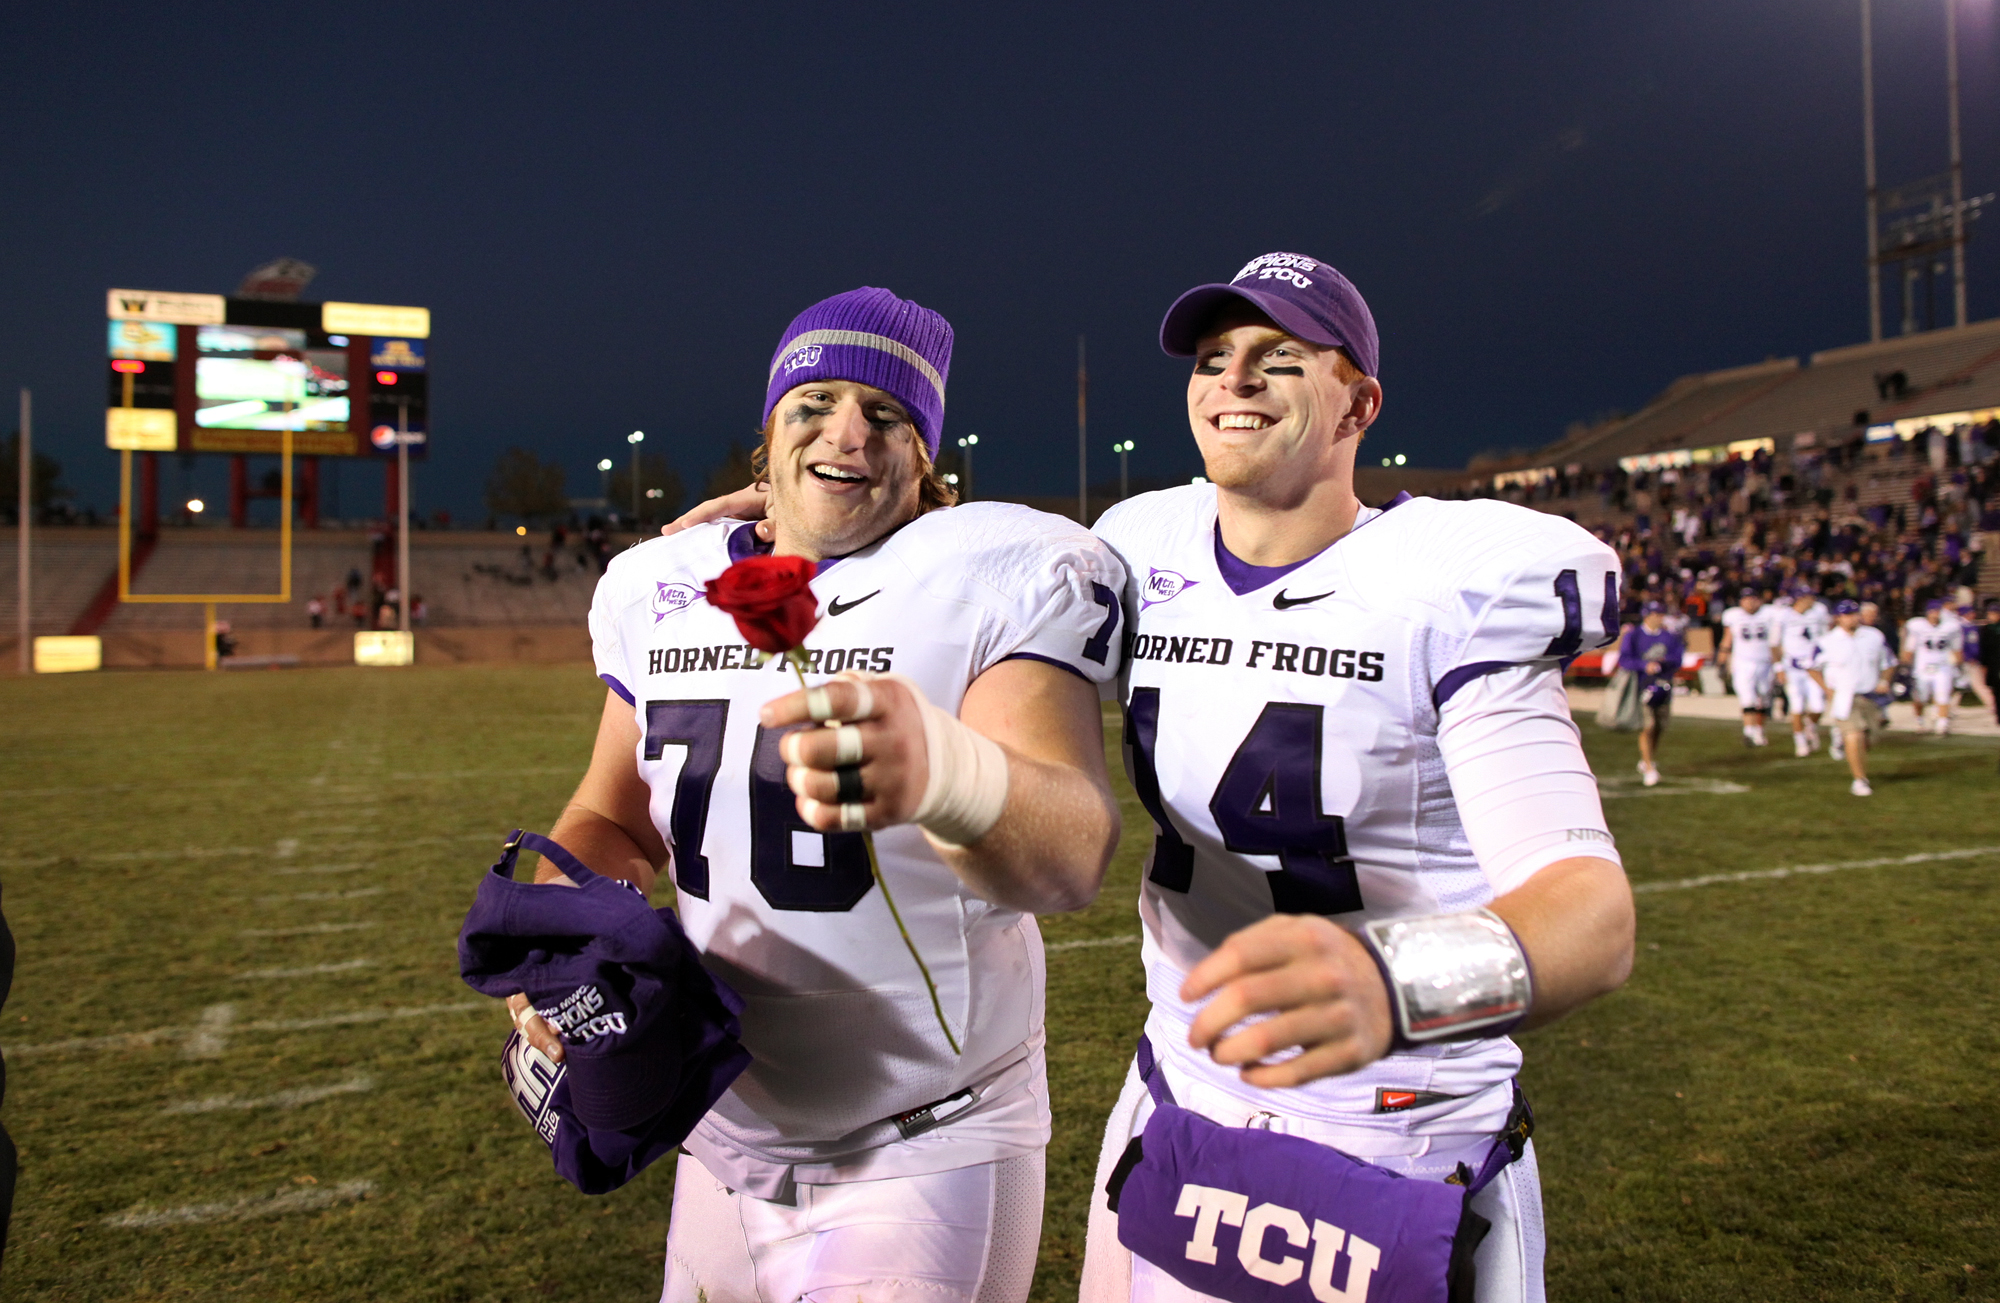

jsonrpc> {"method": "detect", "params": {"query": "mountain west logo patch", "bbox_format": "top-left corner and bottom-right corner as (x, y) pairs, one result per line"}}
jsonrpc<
(1142, 568), (1197, 611)
(651, 581), (702, 624)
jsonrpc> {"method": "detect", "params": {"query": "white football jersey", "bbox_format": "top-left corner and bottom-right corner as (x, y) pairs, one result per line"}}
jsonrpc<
(1722, 604), (1780, 664)
(1904, 617), (1962, 671)
(1093, 486), (1620, 1138)
(1776, 602), (1830, 671)
(589, 503), (1126, 1186)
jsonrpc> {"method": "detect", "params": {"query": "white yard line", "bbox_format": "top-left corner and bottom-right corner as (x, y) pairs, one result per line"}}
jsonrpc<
(182, 1004), (235, 1059)
(164, 1074), (376, 1114)
(241, 922), (379, 938)
(1631, 845), (2000, 894)
(3, 1000), (490, 1060)
(1046, 935), (1141, 953)
(234, 958), (374, 981)
(103, 1179), (376, 1229)
(0, 832), (495, 871)
(256, 888), (385, 904)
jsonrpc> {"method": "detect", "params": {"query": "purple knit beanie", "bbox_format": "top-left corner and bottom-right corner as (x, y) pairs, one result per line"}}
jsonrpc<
(763, 288), (953, 458)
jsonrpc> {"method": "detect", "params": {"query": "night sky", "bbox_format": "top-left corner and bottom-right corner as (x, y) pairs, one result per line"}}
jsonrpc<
(3, 2), (1994, 523)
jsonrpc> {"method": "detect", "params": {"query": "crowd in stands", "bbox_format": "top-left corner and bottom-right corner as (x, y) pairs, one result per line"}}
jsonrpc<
(1446, 417), (2000, 645)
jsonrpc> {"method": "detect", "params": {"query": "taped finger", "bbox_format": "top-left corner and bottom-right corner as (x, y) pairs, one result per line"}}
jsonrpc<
(840, 675), (876, 721)
(833, 724), (865, 765)
(839, 802), (868, 832)
(835, 764), (866, 803)
(805, 686), (836, 722)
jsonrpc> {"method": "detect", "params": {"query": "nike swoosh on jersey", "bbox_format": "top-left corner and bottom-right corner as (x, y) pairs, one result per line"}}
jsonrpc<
(827, 591), (882, 617)
(1272, 588), (1337, 610)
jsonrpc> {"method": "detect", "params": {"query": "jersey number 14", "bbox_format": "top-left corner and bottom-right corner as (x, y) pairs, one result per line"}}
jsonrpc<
(1125, 687), (1363, 915)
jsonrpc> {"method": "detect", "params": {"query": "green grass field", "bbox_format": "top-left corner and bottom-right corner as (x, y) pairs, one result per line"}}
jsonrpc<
(0, 664), (1996, 1301)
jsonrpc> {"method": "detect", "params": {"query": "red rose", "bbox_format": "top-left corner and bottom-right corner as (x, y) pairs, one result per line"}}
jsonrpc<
(705, 555), (820, 653)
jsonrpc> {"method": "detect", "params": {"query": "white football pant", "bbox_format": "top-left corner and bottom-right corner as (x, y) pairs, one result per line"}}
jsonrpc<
(1731, 660), (1774, 713)
(1783, 673), (1825, 718)
(1079, 1062), (1545, 1303)
(662, 1150), (1043, 1303)
(1911, 667), (1956, 706)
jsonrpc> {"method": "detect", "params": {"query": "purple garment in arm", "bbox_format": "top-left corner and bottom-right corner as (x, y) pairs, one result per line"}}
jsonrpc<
(1618, 627), (1684, 703)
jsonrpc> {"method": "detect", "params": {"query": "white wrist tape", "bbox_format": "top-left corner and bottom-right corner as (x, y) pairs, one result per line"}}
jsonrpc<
(1359, 907), (1533, 1048)
(863, 672), (1010, 848)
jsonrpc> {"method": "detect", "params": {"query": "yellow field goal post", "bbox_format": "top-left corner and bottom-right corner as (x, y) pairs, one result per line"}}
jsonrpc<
(118, 428), (292, 670)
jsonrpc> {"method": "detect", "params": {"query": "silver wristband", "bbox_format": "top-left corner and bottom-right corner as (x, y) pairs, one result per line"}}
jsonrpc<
(1359, 908), (1534, 1047)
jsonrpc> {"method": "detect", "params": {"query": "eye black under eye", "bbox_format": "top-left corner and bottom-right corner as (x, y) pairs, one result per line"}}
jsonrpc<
(1263, 365), (1305, 376)
(1194, 364), (1224, 376)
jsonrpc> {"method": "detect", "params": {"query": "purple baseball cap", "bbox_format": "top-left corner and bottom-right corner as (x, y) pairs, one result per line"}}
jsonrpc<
(1159, 252), (1379, 378)
(459, 832), (749, 1134)
(763, 287), (953, 459)
(1834, 599), (1862, 615)
(1926, 597), (1945, 611)
(1642, 600), (1666, 614)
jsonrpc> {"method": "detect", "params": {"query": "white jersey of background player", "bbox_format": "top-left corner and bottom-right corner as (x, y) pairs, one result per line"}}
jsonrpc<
(1080, 255), (1635, 1303)
(1902, 601), (1964, 734)
(1720, 592), (1779, 745)
(515, 286), (1124, 1303)
(1773, 591), (1830, 755)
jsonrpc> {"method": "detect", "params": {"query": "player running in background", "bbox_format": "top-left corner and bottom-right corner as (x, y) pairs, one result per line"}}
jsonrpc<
(1620, 601), (1685, 785)
(1772, 585), (1830, 757)
(1969, 602), (2000, 722)
(512, 287), (1126, 1303)
(1081, 253), (1634, 1303)
(1901, 599), (1964, 735)
(1719, 588), (1778, 746)
(1817, 599), (1897, 797)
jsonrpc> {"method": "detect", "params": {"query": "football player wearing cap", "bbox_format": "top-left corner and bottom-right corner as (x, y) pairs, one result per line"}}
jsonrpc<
(1719, 587), (1779, 746)
(510, 286), (1128, 1303)
(663, 258), (1636, 1302)
(1901, 599), (1964, 735)
(1076, 253), (1634, 1303)
(1772, 586), (1830, 757)
(1620, 601), (1685, 785)
(1817, 600), (1896, 796)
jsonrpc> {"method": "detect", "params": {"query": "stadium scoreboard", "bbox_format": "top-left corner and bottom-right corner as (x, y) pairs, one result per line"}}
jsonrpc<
(105, 289), (430, 460)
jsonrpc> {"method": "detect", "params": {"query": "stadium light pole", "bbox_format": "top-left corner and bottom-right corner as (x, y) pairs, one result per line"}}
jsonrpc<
(1863, 0), (1882, 342)
(628, 431), (644, 525)
(1947, 0), (1967, 328)
(597, 457), (613, 505)
(1076, 336), (1088, 524)
(396, 398), (411, 636)
(957, 433), (978, 500)
(16, 388), (29, 674)
(1113, 439), (1134, 501)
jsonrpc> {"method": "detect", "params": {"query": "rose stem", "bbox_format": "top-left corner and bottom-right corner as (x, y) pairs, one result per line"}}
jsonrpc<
(790, 653), (961, 1056)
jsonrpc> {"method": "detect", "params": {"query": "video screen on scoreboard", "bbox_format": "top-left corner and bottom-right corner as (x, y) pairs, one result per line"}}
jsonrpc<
(193, 324), (349, 431)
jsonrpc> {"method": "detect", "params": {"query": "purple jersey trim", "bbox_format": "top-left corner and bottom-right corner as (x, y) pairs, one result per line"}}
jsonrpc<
(1432, 660), (1517, 709)
(600, 673), (635, 706)
(726, 522), (848, 576)
(1212, 524), (1316, 596)
(1000, 651), (1094, 683)
(1208, 496), (1408, 598)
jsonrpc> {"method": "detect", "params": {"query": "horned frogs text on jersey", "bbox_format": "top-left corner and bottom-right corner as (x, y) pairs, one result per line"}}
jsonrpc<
(1093, 487), (1620, 1137)
(1777, 602), (1830, 671)
(1903, 617), (1964, 671)
(1722, 604), (1780, 664)
(589, 503), (1125, 1188)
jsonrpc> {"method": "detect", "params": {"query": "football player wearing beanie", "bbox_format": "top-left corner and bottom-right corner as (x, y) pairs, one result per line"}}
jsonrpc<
(504, 286), (1129, 1303)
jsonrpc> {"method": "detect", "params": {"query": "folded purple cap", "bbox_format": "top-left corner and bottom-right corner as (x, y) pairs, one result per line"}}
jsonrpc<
(763, 287), (953, 459)
(459, 832), (749, 1136)
(1642, 600), (1665, 614)
(1159, 252), (1379, 378)
(1834, 599), (1862, 615)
